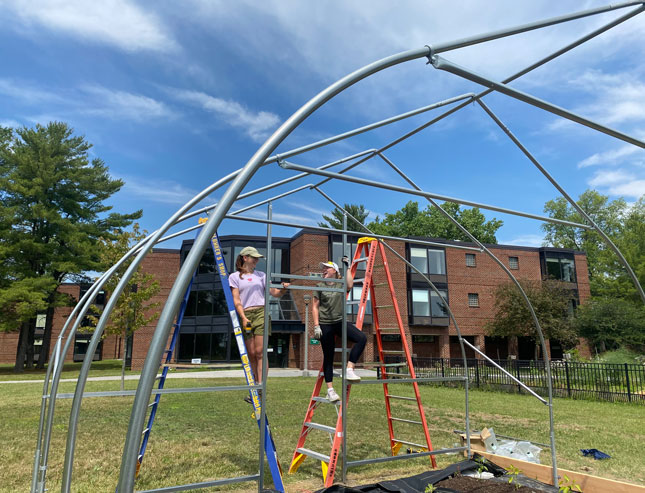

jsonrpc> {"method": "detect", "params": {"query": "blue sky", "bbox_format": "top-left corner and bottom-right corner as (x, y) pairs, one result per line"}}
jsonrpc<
(1, 1), (644, 249)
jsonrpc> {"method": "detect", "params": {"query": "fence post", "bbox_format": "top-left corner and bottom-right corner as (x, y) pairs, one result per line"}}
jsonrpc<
(625, 363), (632, 403)
(515, 359), (521, 394)
(441, 358), (445, 378)
(476, 359), (480, 389)
(565, 360), (571, 398)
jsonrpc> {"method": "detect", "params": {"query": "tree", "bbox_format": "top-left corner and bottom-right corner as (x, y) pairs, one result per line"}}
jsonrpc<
(87, 224), (160, 390)
(319, 203), (369, 232)
(485, 280), (579, 360)
(0, 122), (141, 372)
(542, 190), (635, 297)
(367, 200), (503, 243)
(574, 297), (645, 354)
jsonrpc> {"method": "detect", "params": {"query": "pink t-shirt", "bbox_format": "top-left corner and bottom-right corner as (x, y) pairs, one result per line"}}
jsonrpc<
(229, 271), (266, 309)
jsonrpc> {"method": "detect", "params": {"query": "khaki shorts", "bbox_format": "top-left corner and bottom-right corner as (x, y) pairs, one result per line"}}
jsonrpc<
(244, 307), (271, 338)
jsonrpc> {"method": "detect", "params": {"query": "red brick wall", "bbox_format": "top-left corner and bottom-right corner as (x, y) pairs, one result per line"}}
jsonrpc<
(130, 249), (181, 370)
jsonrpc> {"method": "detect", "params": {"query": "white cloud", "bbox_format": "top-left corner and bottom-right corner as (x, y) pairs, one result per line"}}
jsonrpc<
(588, 169), (645, 199)
(1, 0), (178, 53)
(80, 85), (175, 121)
(172, 89), (280, 143)
(0, 119), (22, 128)
(118, 175), (200, 205)
(578, 144), (643, 168)
(501, 234), (544, 247)
(0, 78), (63, 103)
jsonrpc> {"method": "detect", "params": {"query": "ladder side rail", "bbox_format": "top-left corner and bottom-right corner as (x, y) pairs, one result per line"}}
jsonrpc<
(376, 241), (436, 466)
(370, 280), (397, 454)
(325, 386), (351, 487)
(354, 241), (377, 330)
(289, 372), (326, 473)
(137, 230), (201, 472)
(210, 230), (284, 492)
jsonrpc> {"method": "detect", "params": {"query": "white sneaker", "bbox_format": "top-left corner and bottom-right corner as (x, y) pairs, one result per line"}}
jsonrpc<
(345, 367), (361, 382)
(326, 388), (340, 403)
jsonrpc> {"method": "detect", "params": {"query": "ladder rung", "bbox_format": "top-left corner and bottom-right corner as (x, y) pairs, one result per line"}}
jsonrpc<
(353, 278), (365, 284)
(391, 417), (423, 425)
(312, 396), (340, 404)
(296, 447), (331, 463)
(378, 327), (401, 333)
(382, 350), (405, 354)
(354, 257), (369, 263)
(374, 282), (388, 286)
(346, 300), (361, 305)
(148, 401), (157, 408)
(387, 395), (416, 401)
(376, 304), (393, 309)
(393, 438), (426, 449)
(334, 348), (351, 353)
(373, 264), (385, 268)
(383, 373), (413, 379)
(362, 362), (407, 368)
(305, 422), (336, 434)
(142, 427), (150, 435)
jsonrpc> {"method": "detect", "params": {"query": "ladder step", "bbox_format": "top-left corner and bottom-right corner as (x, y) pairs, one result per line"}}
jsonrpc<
(387, 395), (416, 401)
(382, 373), (413, 379)
(377, 327), (402, 333)
(393, 438), (426, 449)
(304, 422), (336, 434)
(148, 401), (157, 408)
(362, 361), (407, 368)
(353, 278), (365, 284)
(382, 350), (405, 354)
(296, 447), (331, 463)
(374, 282), (389, 286)
(354, 257), (369, 263)
(312, 396), (341, 405)
(346, 300), (362, 305)
(142, 427), (150, 435)
(391, 417), (423, 425)
(376, 304), (393, 309)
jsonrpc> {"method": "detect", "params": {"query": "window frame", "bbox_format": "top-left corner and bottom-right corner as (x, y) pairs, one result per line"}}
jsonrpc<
(468, 293), (479, 308)
(465, 253), (477, 267)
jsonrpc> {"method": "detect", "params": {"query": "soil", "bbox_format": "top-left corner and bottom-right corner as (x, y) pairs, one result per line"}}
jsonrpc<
(434, 475), (545, 492)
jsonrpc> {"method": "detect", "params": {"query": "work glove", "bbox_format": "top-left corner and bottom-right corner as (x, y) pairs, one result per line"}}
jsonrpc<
(314, 325), (322, 340)
(341, 256), (350, 267)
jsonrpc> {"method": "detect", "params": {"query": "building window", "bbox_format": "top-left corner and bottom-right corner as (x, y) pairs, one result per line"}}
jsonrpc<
(411, 288), (448, 317)
(543, 253), (576, 282)
(408, 246), (446, 275)
(412, 335), (435, 343)
(411, 289), (430, 316)
(468, 293), (479, 307)
(347, 286), (371, 315)
(509, 256), (519, 270)
(465, 253), (476, 267)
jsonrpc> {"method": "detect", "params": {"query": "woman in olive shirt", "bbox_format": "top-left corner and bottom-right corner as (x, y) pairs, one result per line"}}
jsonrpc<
(312, 259), (366, 403)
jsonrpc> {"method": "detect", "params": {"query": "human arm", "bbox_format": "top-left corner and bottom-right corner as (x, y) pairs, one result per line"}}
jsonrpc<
(269, 282), (290, 298)
(343, 256), (353, 290)
(312, 295), (322, 339)
(231, 287), (249, 328)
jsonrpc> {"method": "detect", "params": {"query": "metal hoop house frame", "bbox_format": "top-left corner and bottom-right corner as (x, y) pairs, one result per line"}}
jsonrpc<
(31, 3), (645, 492)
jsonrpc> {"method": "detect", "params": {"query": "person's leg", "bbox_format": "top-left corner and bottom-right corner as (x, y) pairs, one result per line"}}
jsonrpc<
(320, 323), (337, 385)
(346, 322), (366, 368)
(253, 334), (264, 383)
(245, 335), (258, 383)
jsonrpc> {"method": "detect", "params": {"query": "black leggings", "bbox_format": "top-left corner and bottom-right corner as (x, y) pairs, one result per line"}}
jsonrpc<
(320, 321), (367, 383)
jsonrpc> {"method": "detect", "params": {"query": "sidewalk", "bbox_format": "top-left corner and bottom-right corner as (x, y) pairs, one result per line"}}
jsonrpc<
(0, 367), (377, 384)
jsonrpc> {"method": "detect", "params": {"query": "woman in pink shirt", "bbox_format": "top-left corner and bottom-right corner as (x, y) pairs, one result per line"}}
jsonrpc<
(229, 246), (289, 390)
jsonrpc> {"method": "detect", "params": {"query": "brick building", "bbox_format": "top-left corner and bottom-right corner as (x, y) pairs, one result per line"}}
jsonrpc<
(0, 230), (591, 369)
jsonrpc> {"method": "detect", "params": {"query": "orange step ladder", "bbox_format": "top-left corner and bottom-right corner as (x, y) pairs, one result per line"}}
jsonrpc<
(289, 237), (436, 487)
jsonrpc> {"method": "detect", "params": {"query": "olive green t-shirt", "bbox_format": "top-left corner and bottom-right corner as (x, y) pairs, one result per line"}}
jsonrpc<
(315, 282), (344, 323)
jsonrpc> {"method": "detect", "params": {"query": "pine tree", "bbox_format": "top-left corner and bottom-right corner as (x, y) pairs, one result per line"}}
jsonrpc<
(0, 122), (141, 371)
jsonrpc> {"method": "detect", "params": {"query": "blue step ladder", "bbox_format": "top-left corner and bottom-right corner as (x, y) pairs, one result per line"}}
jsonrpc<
(135, 224), (284, 492)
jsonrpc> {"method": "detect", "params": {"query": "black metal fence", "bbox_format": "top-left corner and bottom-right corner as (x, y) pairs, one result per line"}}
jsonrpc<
(383, 357), (645, 404)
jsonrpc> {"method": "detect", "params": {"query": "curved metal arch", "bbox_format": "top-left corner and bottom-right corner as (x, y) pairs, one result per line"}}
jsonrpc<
(31, 3), (643, 492)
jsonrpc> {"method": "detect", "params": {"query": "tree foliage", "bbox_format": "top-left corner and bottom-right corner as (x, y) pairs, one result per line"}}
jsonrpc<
(0, 122), (141, 371)
(319, 203), (369, 232)
(87, 224), (160, 388)
(367, 201), (503, 243)
(574, 298), (645, 354)
(542, 190), (645, 300)
(485, 280), (579, 357)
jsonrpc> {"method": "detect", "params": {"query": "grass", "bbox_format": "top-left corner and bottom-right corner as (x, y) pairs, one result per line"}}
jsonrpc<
(0, 359), (127, 381)
(593, 347), (644, 365)
(1, 375), (644, 492)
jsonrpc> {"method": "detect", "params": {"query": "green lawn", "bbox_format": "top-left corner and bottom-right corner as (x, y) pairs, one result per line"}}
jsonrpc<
(1, 375), (643, 492)
(0, 359), (127, 381)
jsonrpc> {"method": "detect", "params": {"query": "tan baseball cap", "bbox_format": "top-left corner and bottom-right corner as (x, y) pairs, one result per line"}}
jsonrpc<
(239, 246), (264, 258)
